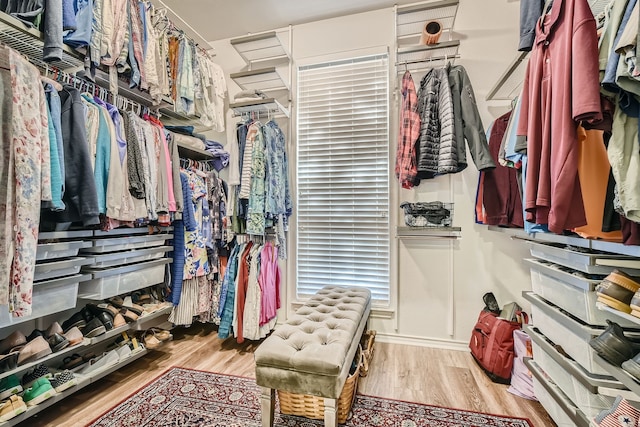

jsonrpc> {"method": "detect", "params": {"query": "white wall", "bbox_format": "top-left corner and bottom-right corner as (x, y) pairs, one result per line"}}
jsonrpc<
(209, 0), (534, 348)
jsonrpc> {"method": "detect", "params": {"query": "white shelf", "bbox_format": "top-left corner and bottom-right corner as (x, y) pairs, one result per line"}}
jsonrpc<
(176, 141), (214, 160)
(396, 0), (459, 46)
(396, 226), (461, 239)
(229, 98), (290, 118)
(230, 67), (289, 92)
(230, 31), (290, 64)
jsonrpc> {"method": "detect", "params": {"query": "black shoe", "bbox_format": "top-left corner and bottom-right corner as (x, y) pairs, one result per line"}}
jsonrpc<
(21, 364), (51, 388)
(0, 352), (18, 373)
(589, 320), (640, 366)
(80, 306), (94, 322)
(81, 318), (106, 338)
(483, 292), (500, 314)
(47, 333), (70, 352)
(95, 312), (114, 331)
(62, 312), (87, 333)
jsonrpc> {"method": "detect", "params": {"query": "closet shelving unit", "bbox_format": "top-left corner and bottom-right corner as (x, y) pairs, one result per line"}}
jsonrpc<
(395, 0), (460, 72)
(0, 10), (205, 425)
(486, 225), (640, 425)
(229, 28), (292, 118)
(396, 226), (461, 239)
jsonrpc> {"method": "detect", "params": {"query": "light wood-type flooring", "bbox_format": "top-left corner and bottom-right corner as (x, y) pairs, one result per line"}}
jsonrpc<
(23, 324), (555, 426)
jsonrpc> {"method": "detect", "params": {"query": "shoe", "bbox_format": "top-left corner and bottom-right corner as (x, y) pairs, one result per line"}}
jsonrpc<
(21, 364), (52, 388)
(0, 352), (18, 373)
(595, 396), (640, 426)
(47, 333), (70, 352)
(0, 395), (26, 422)
(622, 351), (640, 380)
(81, 318), (106, 338)
(0, 331), (26, 355)
(150, 328), (173, 342)
(62, 312), (87, 332)
(22, 378), (55, 407)
(26, 329), (45, 343)
(132, 291), (152, 305)
(589, 320), (640, 366)
(110, 296), (143, 316)
(88, 303), (119, 318)
(119, 308), (139, 323)
(80, 306), (94, 322)
(142, 330), (163, 350)
(61, 353), (87, 370)
(78, 350), (119, 375)
(63, 327), (83, 346)
(483, 292), (500, 314)
(116, 345), (132, 361)
(45, 322), (63, 338)
(0, 375), (22, 400)
(95, 312), (114, 331)
(17, 337), (52, 366)
(597, 270), (640, 314)
(49, 370), (76, 393)
(113, 313), (126, 328)
(630, 289), (640, 318)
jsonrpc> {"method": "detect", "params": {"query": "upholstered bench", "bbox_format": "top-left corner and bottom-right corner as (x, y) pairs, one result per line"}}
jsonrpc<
(255, 286), (372, 427)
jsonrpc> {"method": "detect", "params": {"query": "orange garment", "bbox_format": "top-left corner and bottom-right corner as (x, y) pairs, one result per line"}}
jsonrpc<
(573, 126), (622, 242)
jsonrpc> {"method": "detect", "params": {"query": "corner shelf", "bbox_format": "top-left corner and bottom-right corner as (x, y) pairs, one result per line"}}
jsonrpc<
(396, 0), (459, 46)
(230, 67), (289, 92)
(0, 11), (84, 71)
(230, 31), (290, 64)
(229, 98), (290, 118)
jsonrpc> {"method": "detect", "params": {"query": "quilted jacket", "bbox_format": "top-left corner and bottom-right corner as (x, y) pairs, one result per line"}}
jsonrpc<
(416, 67), (457, 178)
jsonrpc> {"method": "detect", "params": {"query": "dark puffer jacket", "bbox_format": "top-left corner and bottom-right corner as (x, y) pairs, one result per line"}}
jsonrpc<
(416, 67), (457, 179)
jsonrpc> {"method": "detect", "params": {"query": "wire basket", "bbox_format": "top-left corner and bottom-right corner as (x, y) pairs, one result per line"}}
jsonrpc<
(400, 201), (454, 227)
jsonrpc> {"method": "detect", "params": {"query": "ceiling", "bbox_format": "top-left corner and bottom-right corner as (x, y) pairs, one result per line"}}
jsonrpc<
(158, 0), (418, 43)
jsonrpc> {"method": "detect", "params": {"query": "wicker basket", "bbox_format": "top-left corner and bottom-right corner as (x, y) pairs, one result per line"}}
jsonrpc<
(277, 347), (363, 424)
(359, 330), (376, 377)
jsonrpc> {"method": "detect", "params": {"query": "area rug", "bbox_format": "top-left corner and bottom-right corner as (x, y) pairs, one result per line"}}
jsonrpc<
(89, 367), (533, 426)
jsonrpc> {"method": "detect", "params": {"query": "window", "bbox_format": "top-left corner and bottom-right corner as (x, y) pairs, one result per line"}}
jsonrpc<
(296, 54), (390, 305)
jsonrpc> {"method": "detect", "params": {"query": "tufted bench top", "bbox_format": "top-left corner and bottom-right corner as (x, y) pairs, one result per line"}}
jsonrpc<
(255, 286), (371, 376)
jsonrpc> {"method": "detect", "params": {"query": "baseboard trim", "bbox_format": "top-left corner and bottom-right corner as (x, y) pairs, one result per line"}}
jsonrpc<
(375, 332), (469, 351)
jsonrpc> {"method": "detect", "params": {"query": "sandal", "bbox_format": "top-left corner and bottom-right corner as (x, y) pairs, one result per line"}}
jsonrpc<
(142, 331), (163, 350)
(150, 328), (172, 342)
(61, 354), (85, 370)
(109, 296), (143, 316)
(119, 308), (139, 323)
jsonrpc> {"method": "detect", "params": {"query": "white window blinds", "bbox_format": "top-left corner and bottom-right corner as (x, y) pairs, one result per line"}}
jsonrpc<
(296, 54), (390, 305)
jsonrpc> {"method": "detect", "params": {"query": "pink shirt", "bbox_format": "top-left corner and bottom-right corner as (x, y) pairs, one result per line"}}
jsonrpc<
(517, 0), (602, 233)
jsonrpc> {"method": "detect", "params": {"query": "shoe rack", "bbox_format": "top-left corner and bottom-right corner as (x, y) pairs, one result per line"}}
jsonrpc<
(487, 226), (640, 426)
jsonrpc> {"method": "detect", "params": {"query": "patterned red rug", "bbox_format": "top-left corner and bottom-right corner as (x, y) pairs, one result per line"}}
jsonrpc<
(89, 367), (533, 426)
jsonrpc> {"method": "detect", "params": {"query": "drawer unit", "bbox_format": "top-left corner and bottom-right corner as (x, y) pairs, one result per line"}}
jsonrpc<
(34, 257), (94, 282)
(527, 359), (590, 427)
(523, 292), (640, 376)
(525, 258), (638, 328)
(79, 258), (171, 300)
(528, 241), (640, 275)
(89, 246), (172, 268)
(527, 326), (625, 418)
(80, 234), (173, 254)
(0, 275), (89, 328)
(36, 241), (91, 261)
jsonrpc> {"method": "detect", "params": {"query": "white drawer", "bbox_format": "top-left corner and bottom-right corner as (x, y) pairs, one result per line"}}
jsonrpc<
(79, 259), (171, 300)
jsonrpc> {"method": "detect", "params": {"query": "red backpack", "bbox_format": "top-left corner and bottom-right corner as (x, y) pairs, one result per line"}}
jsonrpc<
(469, 309), (527, 384)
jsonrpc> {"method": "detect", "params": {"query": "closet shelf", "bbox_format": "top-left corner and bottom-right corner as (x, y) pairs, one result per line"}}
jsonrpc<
(485, 51), (528, 101)
(596, 302), (640, 328)
(594, 354), (640, 397)
(230, 31), (290, 64)
(525, 358), (591, 427)
(38, 230), (93, 241)
(396, 40), (460, 69)
(129, 305), (173, 331)
(89, 324), (131, 345)
(396, 226), (460, 239)
(0, 11), (84, 72)
(230, 98), (290, 118)
(396, 0), (459, 46)
(230, 67), (290, 92)
(1, 347), (148, 427)
(176, 141), (214, 160)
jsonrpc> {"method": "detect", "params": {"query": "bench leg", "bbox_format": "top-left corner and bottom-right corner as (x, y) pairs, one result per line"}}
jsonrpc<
(260, 387), (275, 427)
(324, 397), (338, 427)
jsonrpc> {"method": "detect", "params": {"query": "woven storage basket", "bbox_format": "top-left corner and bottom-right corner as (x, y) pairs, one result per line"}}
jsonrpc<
(359, 330), (376, 377)
(277, 347), (363, 423)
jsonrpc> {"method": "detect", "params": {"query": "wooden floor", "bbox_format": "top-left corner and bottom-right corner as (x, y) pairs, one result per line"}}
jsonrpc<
(23, 324), (555, 426)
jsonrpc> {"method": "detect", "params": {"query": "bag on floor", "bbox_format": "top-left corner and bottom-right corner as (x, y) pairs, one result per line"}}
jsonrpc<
(469, 297), (528, 384)
(507, 329), (537, 400)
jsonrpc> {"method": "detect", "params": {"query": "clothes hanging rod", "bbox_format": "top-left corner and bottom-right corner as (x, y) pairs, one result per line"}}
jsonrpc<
(395, 54), (461, 67)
